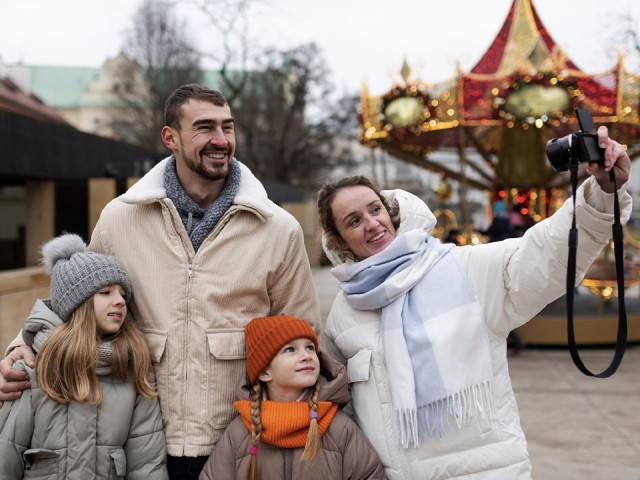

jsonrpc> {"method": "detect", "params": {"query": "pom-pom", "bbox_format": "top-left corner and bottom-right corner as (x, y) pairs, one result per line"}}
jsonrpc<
(41, 233), (88, 274)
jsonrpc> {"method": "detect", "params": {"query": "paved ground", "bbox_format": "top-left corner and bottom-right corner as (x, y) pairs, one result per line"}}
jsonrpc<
(312, 267), (640, 480)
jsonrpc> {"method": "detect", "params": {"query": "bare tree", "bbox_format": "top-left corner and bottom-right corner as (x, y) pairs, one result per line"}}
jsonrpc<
(232, 43), (358, 188)
(117, 0), (202, 151)
(610, 10), (640, 69)
(182, 0), (259, 106)
(121, 1), (357, 185)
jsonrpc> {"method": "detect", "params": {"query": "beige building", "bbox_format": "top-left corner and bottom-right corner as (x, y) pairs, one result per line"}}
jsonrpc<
(6, 53), (152, 142)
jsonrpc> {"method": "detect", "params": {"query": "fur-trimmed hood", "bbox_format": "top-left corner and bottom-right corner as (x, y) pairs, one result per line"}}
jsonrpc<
(119, 156), (274, 218)
(322, 188), (437, 266)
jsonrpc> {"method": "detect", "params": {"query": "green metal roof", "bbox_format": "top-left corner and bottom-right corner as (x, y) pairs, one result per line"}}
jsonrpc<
(29, 66), (101, 109)
(27, 65), (226, 109)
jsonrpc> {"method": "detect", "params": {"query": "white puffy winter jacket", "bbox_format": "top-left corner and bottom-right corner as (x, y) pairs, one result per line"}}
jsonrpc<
(322, 177), (631, 480)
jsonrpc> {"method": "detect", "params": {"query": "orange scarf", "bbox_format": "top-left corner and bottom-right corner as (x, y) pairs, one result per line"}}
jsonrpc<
(234, 400), (339, 448)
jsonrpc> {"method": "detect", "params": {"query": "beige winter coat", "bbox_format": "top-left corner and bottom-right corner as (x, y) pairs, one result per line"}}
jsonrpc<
(88, 157), (321, 457)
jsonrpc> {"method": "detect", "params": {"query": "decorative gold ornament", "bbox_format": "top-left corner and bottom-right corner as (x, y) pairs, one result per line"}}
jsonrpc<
(384, 96), (424, 127)
(433, 180), (453, 202)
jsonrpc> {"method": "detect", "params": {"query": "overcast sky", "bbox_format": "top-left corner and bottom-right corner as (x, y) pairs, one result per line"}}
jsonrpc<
(1, 0), (639, 96)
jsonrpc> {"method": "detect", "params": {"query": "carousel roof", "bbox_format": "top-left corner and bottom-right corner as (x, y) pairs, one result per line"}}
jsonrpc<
(469, 0), (579, 75)
(462, 0), (621, 125)
(359, 0), (640, 190)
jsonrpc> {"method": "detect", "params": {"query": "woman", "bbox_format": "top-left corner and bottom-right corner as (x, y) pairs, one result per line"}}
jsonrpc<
(316, 129), (631, 480)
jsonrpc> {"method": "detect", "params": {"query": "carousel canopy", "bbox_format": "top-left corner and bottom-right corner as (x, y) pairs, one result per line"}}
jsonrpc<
(359, 0), (640, 191)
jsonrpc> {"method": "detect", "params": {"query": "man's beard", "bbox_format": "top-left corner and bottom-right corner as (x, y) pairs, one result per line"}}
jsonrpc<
(182, 147), (230, 181)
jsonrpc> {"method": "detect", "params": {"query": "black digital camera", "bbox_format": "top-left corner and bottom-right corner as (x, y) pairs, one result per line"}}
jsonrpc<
(546, 109), (605, 172)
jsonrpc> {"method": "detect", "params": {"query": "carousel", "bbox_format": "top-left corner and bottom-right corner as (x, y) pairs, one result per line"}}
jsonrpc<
(358, 0), (640, 345)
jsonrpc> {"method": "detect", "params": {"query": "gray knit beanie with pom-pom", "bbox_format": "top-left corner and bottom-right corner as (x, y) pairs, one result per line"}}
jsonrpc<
(41, 233), (132, 321)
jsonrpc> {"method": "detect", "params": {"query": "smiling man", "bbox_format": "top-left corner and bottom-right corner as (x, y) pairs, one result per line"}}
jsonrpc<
(92, 84), (322, 478)
(0, 84), (321, 480)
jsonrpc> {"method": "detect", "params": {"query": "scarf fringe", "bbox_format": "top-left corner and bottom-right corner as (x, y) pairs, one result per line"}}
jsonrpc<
(397, 379), (496, 449)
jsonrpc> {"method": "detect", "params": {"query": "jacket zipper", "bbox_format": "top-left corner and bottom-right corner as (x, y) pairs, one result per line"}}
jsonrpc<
(164, 200), (195, 451)
(284, 449), (292, 480)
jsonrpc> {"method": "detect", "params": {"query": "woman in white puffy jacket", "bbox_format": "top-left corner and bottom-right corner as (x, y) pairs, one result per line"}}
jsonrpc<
(315, 129), (630, 480)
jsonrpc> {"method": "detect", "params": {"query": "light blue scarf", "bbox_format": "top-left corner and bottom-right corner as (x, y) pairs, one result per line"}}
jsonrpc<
(333, 229), (495, 448)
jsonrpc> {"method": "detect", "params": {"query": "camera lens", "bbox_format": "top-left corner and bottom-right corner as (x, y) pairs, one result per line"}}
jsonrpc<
(546, 135), (573, 172)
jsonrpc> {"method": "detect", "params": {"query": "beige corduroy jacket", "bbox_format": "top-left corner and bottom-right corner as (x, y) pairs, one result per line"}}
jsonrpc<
(88, 157), (322, 457)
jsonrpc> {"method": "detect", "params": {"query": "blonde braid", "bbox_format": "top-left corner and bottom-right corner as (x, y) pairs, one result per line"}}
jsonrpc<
(302, 380), (321, 461)
(245, 382), (263, 480)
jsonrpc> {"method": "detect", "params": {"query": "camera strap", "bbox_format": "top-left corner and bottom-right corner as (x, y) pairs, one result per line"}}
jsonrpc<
(566, 165), (627, 377)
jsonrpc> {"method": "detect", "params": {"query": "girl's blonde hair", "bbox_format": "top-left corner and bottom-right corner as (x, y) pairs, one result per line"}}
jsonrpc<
(244, 380), (322, 480)
(301, 381), (321, 461)
(36, 296), (156, 405)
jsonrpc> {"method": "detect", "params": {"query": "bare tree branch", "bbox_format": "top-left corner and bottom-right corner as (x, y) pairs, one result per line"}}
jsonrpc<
(231, 43), (359, 187)
(609, 10), (640, 68)
(181, 0), (260, 105)
(115, 0), (202, 151)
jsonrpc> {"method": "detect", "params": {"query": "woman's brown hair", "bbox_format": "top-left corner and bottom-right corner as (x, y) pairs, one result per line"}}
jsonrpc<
(36, 296), (156, 405)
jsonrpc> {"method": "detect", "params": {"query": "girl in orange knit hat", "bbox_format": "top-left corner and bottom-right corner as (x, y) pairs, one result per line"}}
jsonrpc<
(199, 315), (386, 480)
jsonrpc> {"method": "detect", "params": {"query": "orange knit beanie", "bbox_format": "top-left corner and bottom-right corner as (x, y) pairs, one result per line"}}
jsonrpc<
(245, 315), (318, 384)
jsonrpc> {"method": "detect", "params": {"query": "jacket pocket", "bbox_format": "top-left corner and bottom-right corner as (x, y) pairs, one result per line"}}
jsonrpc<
(139, 328), (168, 425)
(109, 448), (127, 478)
(206, 329), (246, 429)
(346, 349), (372, 383)
(23, 448), (60, 478)
(140, 328), (168, 363)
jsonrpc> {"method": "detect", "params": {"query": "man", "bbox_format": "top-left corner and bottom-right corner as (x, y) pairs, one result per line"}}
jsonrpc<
(0, 84), (321, 479)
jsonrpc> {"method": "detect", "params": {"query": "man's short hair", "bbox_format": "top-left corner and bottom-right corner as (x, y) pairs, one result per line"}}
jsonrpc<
(164, 84), (228, 130)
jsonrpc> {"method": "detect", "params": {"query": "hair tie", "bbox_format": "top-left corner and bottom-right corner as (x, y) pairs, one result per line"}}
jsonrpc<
(310, 411), (318, 420)
(249, 445), (258, 456)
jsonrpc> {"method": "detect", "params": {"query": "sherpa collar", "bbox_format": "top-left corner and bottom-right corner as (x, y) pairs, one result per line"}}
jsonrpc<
(118, 155), (274, 218)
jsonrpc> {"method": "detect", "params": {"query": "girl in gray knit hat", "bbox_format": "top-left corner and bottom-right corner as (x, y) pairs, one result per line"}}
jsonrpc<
(0, 233), (168, 479)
